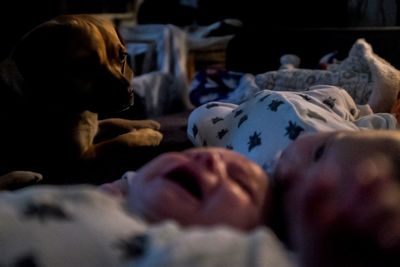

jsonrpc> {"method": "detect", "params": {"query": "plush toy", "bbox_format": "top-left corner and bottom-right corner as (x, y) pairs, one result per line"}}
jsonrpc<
(256, 39), (400, 113)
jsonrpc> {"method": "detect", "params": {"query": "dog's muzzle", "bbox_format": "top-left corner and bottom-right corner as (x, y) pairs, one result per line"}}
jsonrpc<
(119, 86), (135, 112)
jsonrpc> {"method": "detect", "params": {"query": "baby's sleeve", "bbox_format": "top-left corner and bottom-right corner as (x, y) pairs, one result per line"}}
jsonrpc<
(187, 102), (238, 147)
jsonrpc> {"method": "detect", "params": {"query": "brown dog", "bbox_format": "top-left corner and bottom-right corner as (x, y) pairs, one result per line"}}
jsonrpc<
(0, 14), (163, 186)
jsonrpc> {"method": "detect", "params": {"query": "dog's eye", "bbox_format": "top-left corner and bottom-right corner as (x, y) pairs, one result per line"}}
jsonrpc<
(119, 50), (128, 63)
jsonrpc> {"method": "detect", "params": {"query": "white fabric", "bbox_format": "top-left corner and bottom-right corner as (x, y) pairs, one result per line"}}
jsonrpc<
(0, 185), (293, 267)
(120, 24), (193, 111)
(132, 71), (183, 117)
(187, 85), (397, 174)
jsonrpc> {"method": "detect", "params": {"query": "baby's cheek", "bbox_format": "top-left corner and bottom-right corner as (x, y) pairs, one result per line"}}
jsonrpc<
(342, 178), (400, 230)
(290, 176), (340, 233)
(210, 189), (258, 230)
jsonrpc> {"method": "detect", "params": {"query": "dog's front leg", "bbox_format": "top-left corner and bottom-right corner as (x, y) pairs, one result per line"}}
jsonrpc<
(95, 118), (161, 143)
(73, 110), (99, 160)
(90, 128), (163, 162)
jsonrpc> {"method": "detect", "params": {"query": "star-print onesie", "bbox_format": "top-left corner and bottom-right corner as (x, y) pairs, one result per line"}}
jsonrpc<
(187, 85), (397, 174)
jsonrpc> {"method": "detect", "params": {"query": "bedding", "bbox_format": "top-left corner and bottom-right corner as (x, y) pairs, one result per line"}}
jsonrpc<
(0, 185), (293, 267)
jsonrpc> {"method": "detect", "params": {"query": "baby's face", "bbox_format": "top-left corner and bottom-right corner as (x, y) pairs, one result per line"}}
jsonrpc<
(275, 131), (400, 262)
(275, 130), (400, 188)
(127, 147), (269, 231)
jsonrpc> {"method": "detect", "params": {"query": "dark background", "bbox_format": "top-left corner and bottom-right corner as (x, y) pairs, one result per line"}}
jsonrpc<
(0, 0), (136, 61)
(0, 0), (355, 61)
(0, 0), (397, 63)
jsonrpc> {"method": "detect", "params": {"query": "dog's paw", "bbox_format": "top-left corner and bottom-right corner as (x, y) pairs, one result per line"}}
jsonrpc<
(0, 171), (43, 190)
(121, 128), (163, 146)
(129, 119), (161, 130)
(96, 118), (162, 144)
(145, 128), (163, 145)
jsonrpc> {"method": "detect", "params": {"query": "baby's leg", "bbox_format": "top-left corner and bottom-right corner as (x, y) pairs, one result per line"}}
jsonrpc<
(304, 86), (398, 130)
(303, 85), (360, 121)
(354, 112), (398, 130)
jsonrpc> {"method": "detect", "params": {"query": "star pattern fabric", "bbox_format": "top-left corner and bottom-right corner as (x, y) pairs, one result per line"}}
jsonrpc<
(299, 94), (312, 101)
(323, 96), (336, 109)
(211, 117), (224, 124)
(248, 131), (262, 152)
(187, 85), (398, 175)
(307, 109), (327, 122)
(115, 234), (149, 260)
(238, 115), (248, 128)
(12, 253), (38, 267)
(0, 186), (148, 267)
(217, 128), (229, 139)
(191, 124), (198, 139)
(23, 202), (72, 223)
(284, 121), (304, 140)
(234, 109), (243, 117)
(268, 99), (284, 111)
(258, 93), (271, 102)
(0, 185), (294, 267)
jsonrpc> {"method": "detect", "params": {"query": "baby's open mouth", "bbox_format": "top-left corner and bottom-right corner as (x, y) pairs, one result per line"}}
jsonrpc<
(165, 167), (203, 200)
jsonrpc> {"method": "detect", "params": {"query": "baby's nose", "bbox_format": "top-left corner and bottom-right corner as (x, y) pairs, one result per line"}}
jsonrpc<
(193, 153), (224, 195)
(193, 152), (221, 173)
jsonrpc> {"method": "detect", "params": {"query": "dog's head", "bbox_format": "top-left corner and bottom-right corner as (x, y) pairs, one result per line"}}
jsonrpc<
(11, 14), (134, 114)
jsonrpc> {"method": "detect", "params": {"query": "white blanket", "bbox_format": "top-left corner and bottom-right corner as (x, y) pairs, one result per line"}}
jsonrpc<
(0, 185), (293, 267)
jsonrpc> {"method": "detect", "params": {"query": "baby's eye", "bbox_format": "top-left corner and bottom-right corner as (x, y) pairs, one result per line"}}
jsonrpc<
(314, 144), (326, 162)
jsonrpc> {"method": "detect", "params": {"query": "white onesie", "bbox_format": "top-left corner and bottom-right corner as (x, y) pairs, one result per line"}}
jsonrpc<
(187, 85), (397, 174)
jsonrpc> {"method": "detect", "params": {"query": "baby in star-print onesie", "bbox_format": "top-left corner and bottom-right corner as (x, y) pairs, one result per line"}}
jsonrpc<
(187, 85), (398, 174)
